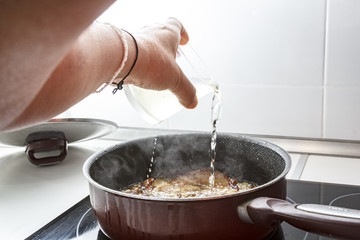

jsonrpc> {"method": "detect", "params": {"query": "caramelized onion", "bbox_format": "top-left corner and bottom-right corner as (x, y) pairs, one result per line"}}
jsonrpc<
(122, 169), (255, 198)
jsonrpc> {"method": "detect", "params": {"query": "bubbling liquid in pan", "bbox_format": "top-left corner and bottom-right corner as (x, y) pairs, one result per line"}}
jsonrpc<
(122, 87), (254, 198)
(122, 169), (256, 198)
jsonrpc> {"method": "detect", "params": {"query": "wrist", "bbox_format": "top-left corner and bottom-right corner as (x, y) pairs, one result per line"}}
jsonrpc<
(93, 22), (128, 93)
(116, 30), (137, 80)
(112, 29), (139, 93)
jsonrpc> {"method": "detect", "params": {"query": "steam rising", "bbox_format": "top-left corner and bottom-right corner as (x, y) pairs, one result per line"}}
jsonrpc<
(89, 134), (285, 191)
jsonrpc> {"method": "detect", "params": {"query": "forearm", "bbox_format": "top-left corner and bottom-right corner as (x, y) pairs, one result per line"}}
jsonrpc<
(0, 0), (115, 130)
(1, 14), (196, 131)
(5, 22), (136, 130)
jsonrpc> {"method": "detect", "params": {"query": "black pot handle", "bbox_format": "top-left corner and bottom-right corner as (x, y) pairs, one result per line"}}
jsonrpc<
(25, 131), (68, 166)
(237, 197), (360, 240)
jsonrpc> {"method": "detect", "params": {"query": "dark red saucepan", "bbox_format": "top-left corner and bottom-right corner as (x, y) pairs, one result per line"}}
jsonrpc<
(83, 133), (360, 240)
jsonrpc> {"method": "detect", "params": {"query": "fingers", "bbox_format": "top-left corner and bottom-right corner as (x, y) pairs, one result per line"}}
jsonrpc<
(180, 27), (189, 45)
(171, 67), (198, 109)
(134, 18), (196, 109)
(165, 18), (194, 108)
(166, 17), (189, 45)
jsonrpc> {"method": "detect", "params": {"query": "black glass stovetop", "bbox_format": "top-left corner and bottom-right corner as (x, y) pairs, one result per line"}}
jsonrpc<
(26, 180), (360, 240)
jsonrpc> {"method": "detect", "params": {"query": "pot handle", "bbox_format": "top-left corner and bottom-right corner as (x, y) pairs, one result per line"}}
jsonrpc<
(25, 131), (68, 166)
(237, 197), (360, 240)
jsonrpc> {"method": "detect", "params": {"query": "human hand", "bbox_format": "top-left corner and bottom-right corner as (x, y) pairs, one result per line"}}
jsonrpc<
(121, 18), (198, 109)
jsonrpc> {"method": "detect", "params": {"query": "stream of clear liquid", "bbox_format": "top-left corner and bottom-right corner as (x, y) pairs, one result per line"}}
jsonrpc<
(146, 137), (157, 179)
(146, 86), (222, 188)
(209, 86), (222, 187)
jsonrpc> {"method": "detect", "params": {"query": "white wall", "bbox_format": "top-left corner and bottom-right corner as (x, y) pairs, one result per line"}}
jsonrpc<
(59, 0), (360, 140)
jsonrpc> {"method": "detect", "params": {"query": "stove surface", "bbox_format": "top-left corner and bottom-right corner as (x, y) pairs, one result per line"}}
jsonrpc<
(26, 180), (360, 240)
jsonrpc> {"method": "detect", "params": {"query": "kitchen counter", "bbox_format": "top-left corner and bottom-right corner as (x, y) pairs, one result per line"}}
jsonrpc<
(0, 138), (120, 239)
(1, 127), (360, 239)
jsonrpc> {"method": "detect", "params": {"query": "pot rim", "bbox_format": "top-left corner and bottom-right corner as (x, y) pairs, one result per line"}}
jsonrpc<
(83, 133), (291, 202)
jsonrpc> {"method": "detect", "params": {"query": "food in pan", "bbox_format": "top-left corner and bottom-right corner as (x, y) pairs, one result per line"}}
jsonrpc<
(122, 168), (256, 198)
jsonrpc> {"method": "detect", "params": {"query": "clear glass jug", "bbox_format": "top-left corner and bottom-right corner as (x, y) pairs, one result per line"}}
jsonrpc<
(123, 44), (217, 125)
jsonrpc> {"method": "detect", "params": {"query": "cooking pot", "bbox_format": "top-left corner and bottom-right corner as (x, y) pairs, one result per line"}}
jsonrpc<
(83, 133), (360, 240)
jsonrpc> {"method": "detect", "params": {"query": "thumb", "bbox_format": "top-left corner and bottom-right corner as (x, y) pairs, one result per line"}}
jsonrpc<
(171, 68), (198, 109)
